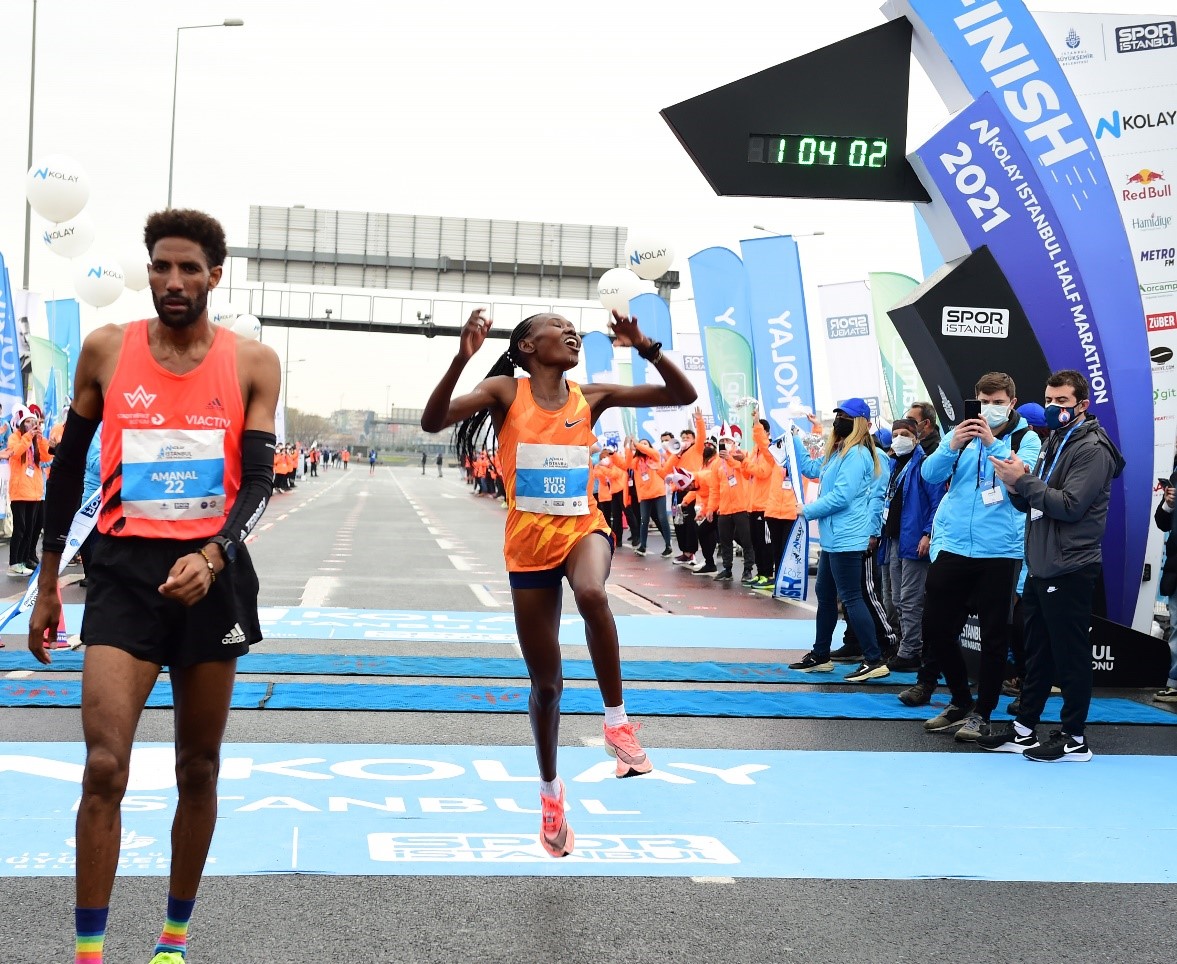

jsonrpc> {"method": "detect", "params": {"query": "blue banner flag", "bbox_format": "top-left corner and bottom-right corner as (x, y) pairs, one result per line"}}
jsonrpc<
(739, 236), (816, 436)
(891, 0), (1151, 626)
(43, 368), (60, 435)
(688, 247), (757, 439)
(0, 254), (25, 420)
(913, 207), (943, 281)
(46, 298), (81, 394)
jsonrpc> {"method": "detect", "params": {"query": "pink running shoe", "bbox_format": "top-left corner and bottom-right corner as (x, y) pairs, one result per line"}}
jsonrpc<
(540, 783), (575, 858)
(603, 721), (653, 777)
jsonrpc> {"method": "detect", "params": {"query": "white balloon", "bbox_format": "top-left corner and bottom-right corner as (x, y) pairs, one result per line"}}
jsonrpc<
(26, 154), (90, 223)
(597, 267), (647, 313)
(231, 313), (261, 340)
(119, 251), (150, 291)
(42, 213), (95, 259)
(211, 302), (246, 327)
(624, 230), (675, 281)
(72, 251), (125, 308)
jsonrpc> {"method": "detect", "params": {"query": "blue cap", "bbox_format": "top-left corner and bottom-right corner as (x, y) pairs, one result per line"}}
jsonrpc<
(834, 397), (871, 420)
(874, 428), (892, 449)
(1018, 402), (1047, 428)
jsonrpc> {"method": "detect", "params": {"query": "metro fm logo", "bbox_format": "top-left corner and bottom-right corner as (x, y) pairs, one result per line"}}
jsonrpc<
(1123, 170), (1171, 203)
(123, 385), (157, 409)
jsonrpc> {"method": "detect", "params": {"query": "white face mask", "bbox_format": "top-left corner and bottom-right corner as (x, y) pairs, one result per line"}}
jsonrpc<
(981, 403), (1011, 428)
(890, 435), (916, 456)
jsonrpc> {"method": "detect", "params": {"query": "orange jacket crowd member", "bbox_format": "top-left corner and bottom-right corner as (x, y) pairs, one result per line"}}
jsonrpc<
(755, 418), (800, 589)
(5, 407), (53, 574)
(473, 451), (489, 494)
(661, 408), (706, 563)
(710, 431), (758, 582)
(421, 307), (695, 859)
(743, 414), (779, 588)
(629, 439), (672, 556)
(340, 448), (350, 469)
(592, 447), (627, 546)
(686, 436), (720, 574)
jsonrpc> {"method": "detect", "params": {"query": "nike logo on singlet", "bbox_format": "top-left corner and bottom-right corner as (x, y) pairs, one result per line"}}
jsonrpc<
(564, 418), (585, 428)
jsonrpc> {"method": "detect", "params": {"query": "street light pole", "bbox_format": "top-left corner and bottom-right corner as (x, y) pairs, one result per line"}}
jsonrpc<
(21, 0), (38, 291)
(752, 225), (825, 239)
(167, 19), (243, 208)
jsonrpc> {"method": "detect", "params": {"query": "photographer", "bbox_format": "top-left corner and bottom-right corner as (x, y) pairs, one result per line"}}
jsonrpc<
(1153, 479), (1177, 704)
(914, 373), (1041, 741)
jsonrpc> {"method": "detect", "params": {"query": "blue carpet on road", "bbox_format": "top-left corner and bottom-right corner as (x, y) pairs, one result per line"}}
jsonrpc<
(1, 678), (1172, 724)
(1, 742), (1174, 882)
(0, 651), (910, 684)
(3, 606), (828, 649)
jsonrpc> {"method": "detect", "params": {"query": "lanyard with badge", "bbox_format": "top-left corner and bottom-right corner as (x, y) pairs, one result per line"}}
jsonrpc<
(1028, 423), (1079, 522)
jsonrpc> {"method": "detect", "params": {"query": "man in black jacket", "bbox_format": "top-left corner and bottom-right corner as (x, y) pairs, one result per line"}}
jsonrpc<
(980, 369), (1124, 762)
(1153, 480), (1177, 703)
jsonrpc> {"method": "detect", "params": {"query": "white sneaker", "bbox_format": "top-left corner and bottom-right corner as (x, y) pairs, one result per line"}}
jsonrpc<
(7, 564), (29, 577)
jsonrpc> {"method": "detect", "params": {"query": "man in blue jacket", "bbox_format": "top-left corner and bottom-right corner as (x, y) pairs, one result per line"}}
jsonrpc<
(880, 418), (945, 673)
(914, 372), (1041, 741)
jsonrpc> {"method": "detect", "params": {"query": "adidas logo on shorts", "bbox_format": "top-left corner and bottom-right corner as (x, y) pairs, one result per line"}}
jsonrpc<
(221, 623), (246, 646)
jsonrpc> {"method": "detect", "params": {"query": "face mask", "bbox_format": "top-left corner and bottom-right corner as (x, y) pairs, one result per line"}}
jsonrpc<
(1045, 403), (1079, 430)
(981, 404), (1010, 428)
(832, 416), (854, 439)
(703, 446), (716, 459)
(890, 436), (916, 456)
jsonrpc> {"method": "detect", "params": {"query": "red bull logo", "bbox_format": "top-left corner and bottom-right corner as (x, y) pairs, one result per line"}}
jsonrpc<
(1124, 170), (1171, 202)
(1128, 169), (1165, 185)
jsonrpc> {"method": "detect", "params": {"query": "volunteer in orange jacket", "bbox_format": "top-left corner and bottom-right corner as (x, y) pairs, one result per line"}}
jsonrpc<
(689, 438), (721, 575)
(758, 418), (800, 587)
(742, 412), (776, 586)
(592, 446), (627, 546)
(663, 407), (706, 564)
(6, 406), (53, 575)
(711, 430), (756, 582)
(631, 438), (672, 556)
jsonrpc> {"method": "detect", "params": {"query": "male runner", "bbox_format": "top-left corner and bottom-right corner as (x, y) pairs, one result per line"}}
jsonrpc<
(28, 208), (281, 964)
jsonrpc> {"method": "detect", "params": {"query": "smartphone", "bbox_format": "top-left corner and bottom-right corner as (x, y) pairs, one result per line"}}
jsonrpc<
(1159, 477), (1172, 489)
(718, 440), (728, 453)
(963, 399), (983, 422)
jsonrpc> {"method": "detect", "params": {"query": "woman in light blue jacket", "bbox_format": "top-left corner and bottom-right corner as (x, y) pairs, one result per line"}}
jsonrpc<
(788, 398), (890, 681)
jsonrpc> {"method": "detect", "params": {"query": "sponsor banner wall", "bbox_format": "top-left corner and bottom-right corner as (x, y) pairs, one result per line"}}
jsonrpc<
(1037, 10), (1177, 626)
(581, 331), (628, 445)
(868, 272), (929, 422)
(889, 0), (1152, 628)
(817, 281), (883, 422)
(738, 236), (817, 435)
(688, 248), (757, 440)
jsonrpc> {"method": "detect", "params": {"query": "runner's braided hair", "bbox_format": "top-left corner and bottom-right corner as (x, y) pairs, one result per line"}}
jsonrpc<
(451, 314), (547, 462)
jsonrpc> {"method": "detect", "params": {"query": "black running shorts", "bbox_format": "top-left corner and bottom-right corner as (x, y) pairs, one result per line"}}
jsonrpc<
(81, 533), (262, 668)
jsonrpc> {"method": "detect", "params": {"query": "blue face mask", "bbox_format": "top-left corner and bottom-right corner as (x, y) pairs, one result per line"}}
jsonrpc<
(1044, 403), (1078, 430)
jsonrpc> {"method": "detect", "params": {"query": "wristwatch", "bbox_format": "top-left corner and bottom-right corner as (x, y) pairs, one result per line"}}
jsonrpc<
(207, 535), (237, 566)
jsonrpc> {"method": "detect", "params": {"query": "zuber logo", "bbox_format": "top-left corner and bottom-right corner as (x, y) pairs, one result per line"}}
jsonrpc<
(1147, 312), (1177, 333)
(123, 385), (156, 409)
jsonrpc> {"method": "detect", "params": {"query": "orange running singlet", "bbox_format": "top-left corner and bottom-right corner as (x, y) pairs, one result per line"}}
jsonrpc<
(499, 379), (609, 572)
(99, 319), (245, 539)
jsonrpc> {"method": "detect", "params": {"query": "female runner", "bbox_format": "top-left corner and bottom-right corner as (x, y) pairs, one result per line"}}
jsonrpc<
(421, 308), (696, 857)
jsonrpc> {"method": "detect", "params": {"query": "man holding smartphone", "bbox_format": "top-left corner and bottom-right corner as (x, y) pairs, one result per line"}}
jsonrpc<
(911, 372), (1041, 741)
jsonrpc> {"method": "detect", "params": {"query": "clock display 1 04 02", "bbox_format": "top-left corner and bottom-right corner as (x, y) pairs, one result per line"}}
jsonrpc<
(748, 134), (889, 168)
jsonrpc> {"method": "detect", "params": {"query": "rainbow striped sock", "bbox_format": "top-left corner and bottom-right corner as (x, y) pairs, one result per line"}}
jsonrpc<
(75, 906), (108, 963)
(153, 894), (196, 958)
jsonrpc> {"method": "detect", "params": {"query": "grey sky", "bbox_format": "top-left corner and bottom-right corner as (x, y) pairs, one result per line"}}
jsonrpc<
(2, 0), (1166, 416)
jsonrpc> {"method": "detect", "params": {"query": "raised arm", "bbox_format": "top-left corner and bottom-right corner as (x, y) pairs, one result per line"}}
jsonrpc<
(583, 310), (696, 418)
(421, 309), (512, 433)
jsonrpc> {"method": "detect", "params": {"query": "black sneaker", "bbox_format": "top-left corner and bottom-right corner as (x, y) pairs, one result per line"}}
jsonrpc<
(788, 651), (835, 672)
(713, 569), (734, 580)
(634, 547), (647, 556)
(845, 660), (890, 683)
(1024, 730), (1092, 763)
(976, 721), (1040, 754)
(829, 645), (863, 664)
(923, 703), (974, 733)
(898, 680), (937, 707)
(661, 547), (674, 557)
(691, 563), (718, 575)
(740, 572), (756, 585)
(886, 654), (922, 673)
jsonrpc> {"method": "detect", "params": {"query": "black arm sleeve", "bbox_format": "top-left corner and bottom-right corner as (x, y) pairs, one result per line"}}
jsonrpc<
(218, 430), (276, 545)
(42, 409), (101, 554)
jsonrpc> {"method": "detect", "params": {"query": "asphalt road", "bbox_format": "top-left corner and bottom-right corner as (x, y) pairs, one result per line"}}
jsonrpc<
(1, 464), (1174, 964)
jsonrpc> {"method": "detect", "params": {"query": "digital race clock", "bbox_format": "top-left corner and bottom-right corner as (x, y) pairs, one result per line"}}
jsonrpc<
(748, 134), (889, 168)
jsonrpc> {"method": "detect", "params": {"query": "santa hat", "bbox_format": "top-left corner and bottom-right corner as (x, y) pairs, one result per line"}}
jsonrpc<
(11, 405), (33, 428)
(665, 468), (694, 491)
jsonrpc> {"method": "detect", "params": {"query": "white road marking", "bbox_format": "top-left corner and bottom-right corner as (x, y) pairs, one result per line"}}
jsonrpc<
(448, 555), (472, 571)
(691, 876), (735, 884)
(427, 528), (441, 536)
(318, 567), (342, 572)
(605, 584), (666, 615)
(5, 670), (34, 679)
(291, 827), (300, 870)
(469, 584), (499, 607)
(774, 596), (818, 613)
(300, 576), (340, 607)
(581, 737), (606, 747)
(436, 539), (455, 550)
